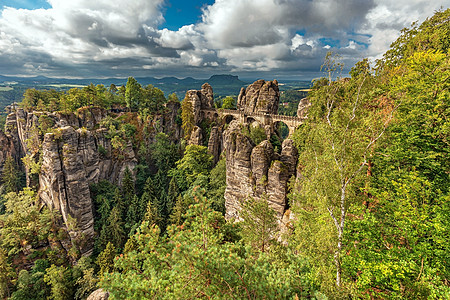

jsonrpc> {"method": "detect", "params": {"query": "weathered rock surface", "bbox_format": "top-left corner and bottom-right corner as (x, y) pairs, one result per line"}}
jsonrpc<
(189, 126), (203, 146)
(185, 82), (215, 126)
(39, 127), (96, 255)
(0, 130), (17, 168)
(208, 126), (222, 164)
(237, 79), (280, 114)
(223, 121), (255, 221)
(224, 79), (298, 224)
(87, 289), (109, 300)
(297, 97), (311, 119)
(0, 106), (139, 255)
(223, 120), (298, 222)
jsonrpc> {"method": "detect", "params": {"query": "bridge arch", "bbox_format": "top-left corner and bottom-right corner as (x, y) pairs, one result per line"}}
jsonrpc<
(274, 120), (290, 140)
(223, 114), (236, 124)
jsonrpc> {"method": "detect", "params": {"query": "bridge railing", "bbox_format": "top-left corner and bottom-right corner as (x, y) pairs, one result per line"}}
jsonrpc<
(202, 108), (304, 124)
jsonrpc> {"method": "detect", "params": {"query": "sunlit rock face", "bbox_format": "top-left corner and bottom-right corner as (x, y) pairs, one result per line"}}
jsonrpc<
(1, 107), (140, 255)
(223, 119), (298, 223)
(237, 79), (280, 114)
(223, 79), (298, 225)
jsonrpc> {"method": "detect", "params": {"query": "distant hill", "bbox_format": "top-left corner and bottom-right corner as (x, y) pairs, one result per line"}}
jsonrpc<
(0, 74), (311, 111)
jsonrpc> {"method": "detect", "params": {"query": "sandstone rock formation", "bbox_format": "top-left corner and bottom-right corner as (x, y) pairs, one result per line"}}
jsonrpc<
(207, 126), (222, 164)
(297, 97), (311, 118)
(237, 79), (280, 114)
(87, 289), (109, 300)
(184, 83), (215, 126)
(39, 127), (96, 255)
(1, 106), (138, 255)
(223, 121), (298, 222)
(223, 79), (299, 225)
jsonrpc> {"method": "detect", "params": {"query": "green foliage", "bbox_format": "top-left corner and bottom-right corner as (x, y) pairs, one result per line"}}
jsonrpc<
(344, 173), (450, 299)
(0, 248), (13, 299)
(169, 145), (213, 191)
(240, 195), (278, 253)
(291, 52), (392, 290)
(1, 156), (20, 193)
(381, 8), (450, 69)
(11, 260), (50, 300)
(149, 132), (180, 173)
(44, 264), (75, 300)
(38, 114), (55, 134)
(221, 96), (235, 109)
(207, 157), (226, 215)
(101, 189), (317, 299)
(125, 77), (142, 111)
(242, 124), (267, 145)
(97, 242), (117, 278)
(0, 189), (54, 257)
(100, 206), (126, 250)
(181, 96), (194, 139)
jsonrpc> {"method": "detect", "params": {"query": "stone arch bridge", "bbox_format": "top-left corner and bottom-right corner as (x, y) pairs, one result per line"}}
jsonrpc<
(202, 108), (305, 136)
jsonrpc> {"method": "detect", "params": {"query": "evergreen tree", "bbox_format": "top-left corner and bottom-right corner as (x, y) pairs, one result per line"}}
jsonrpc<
(43, 265), (74, 300)
(122, 167), (135, 206)
(240, 195), (278, 253)
(99, 206), (125, 249)
(166, 177), (179, 218)
(143, 198), (160, 226)
(1, 156), (19, 194)
(0, 249), (13, 299)
(97, 242), (116, 277)
(207, 157), (226, 214)
(112, 187), (125, 221)
(126, 194), (141, 231)
(169, 195), (186, 226)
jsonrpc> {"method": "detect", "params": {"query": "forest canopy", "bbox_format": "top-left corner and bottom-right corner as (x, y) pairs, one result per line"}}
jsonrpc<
(0, 8), (449, 300)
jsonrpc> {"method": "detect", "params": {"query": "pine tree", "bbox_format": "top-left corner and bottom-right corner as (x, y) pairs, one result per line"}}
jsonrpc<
(100, 206), (126, 249)
(143, 199), (160, 226)
(122, 168), (135, 207)
(112, 187), (125, 221)
(240, 195), (278, 253)
(126, 194), (141, 230)
(0, 249), (13, 299)
(166, 177), (179, 218)
(169, 195), (186, 226)
(1, 156), (19, 194)
(124, 77), (142, 111)
(97, 242), (116, 277)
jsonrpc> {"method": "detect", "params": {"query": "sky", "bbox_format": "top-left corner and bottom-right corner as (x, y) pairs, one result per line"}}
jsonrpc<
(0, 0), (448, 80)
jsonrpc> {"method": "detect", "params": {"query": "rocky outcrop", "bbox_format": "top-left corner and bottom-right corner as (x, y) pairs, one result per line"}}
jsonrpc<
(189, 126), (203, 146)
(207, 126), (222, 164)
(87, 289), (109, 300)
(39, 127), (96, 255)
(1, 106), (138, 255)
(223, 79), (299, 224)
(184, 83), (215, 126)
(223, 121), (298, 222)
(237, 79), (280, 114)
(164, 100), (183, 142)
(0, 130), (17, 168)
(297, 97), (311, 118)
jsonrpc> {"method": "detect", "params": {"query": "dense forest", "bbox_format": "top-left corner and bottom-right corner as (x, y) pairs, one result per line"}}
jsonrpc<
(0, 9), (449, 300)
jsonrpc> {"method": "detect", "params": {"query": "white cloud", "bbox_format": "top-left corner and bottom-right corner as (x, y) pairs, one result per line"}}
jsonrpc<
(0, 0), (448, 78)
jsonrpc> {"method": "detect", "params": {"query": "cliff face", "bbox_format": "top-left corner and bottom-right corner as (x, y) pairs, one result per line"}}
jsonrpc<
(223, 121), (298, 222)
(237, 79), (280, 114)
(223, 79), (298, 224)
(180, 79), (298, 225)
(2, 106), (138, 255)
